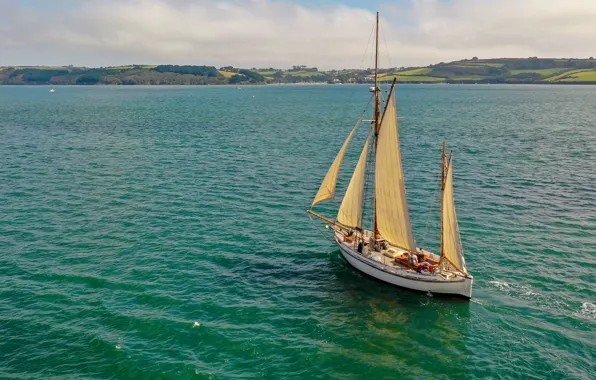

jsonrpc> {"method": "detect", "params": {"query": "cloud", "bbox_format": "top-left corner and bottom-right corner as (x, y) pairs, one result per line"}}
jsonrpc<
(1, 0), (595, 68)
(396, 0), (596, 61)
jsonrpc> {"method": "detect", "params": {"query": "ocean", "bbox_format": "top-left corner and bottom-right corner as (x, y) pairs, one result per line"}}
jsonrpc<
(0, 84), (594, 379)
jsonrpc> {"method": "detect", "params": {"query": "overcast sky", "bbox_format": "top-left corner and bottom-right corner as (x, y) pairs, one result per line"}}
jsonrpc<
(1, 0), (595, 69)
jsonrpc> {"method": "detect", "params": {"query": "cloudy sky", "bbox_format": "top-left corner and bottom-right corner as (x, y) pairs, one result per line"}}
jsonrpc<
(1, 0), (595, 69)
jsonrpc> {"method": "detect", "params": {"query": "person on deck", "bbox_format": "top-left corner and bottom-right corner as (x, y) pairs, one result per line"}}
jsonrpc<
(416, 248), (425, 262)
(408, 252), (419, 266)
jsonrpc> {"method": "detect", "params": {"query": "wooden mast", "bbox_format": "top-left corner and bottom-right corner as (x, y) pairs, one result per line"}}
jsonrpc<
(374, 11), (380, 129)
(373, 11), (381, 239)
(440, 141), (447, 258)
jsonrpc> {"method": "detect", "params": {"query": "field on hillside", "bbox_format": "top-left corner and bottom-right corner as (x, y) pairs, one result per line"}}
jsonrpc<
(381, 75), (445, 83)
(393, 68), (432, 76)
(544, 69), (592, 82)
(218, 71), (236, 78)
(556, 70), (596, 82)
(510, 68), (567, 76)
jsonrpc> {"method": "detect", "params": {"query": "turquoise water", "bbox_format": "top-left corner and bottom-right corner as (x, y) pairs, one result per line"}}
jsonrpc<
(0, 84), (594, 379)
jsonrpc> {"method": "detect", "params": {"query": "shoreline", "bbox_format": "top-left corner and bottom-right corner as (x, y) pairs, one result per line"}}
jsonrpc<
(2, 82), (596, 86)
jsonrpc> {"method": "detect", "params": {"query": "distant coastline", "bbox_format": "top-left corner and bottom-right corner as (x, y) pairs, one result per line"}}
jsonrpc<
(2, 58), (596, 85)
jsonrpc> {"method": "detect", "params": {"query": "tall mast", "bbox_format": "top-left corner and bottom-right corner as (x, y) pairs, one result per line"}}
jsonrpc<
(440, 141), (447, 257)
(373, 11), (380, 239)
(374, 11), (380, 129)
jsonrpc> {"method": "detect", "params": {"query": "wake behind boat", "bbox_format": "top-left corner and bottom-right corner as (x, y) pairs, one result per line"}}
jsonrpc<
(307, 12), (473, 299)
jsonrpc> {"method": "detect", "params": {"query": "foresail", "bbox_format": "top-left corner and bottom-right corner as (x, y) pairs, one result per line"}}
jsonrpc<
(311, 121), (360, 207)
(442, 156), (467, 273)
(374, 90), (417, 251)
(337, 130), (371, 228)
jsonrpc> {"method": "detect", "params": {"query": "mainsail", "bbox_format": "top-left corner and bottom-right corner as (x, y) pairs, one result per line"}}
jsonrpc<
(374, 89), (417, 251)
(441, 155), (467, 273)
(337, 130), (372, 228)
(311, 120), (360, 207)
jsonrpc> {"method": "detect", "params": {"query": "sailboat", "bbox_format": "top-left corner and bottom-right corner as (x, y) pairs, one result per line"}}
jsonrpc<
(307, 12), (473, 298)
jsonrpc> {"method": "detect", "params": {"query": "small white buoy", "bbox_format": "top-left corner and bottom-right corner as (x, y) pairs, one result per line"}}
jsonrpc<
(115, 344), (122, 350)
(193, 321), (201, 328)
(252, 95), (255, 98)
(49, 88), (55, 93)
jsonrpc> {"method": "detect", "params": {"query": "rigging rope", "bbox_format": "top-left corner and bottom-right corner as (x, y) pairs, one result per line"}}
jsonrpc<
(339, 21), (377, 118)
(309, 96), (374, 240)
(380, 18), (394, 75)
(308, 214), (338, 243)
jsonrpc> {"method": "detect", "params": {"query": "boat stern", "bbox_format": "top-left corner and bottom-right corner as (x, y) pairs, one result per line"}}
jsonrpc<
(462, 274), (474, 299)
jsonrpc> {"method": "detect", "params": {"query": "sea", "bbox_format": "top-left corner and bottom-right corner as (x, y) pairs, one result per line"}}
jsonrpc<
(0, 84), (594, 379)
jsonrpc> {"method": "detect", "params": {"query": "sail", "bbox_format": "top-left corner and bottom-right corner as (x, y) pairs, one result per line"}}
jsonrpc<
(311, 122), (360, 207)
(442, 156), (467, 273)
(337, 131), (371, 228)
(374, 90), (416, 251)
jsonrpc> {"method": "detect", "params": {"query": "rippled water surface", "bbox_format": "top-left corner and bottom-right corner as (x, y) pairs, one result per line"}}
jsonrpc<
(0, 85), (594, 379)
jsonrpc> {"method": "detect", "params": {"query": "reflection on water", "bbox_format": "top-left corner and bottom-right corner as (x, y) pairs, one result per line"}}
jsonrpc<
(325, 249), (471, 378)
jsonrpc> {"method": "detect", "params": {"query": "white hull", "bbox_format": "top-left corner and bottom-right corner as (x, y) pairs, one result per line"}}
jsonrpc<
(336, 236), (473, 298)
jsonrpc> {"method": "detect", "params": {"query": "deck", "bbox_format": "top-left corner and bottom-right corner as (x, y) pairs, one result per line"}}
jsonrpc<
(337, 230), (463, 282)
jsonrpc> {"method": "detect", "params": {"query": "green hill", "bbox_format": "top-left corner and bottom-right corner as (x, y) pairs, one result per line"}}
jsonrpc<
(0, 65), (264, 85)
(2, 58), (596, 85)
(260, 58), (596, 85)
(384, 58), (596, 84)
